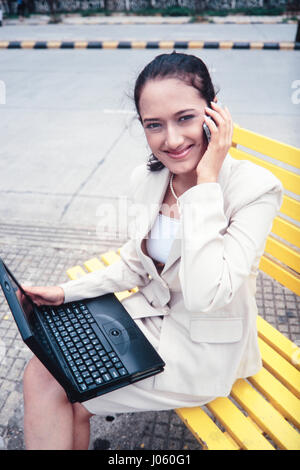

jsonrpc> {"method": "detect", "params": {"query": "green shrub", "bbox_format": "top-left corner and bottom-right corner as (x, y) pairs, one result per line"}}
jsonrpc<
(241, 7), (285, 15)
(81, 8), (110, 17)
(201, 7), (285, 17)
(161, 6), (193, 17)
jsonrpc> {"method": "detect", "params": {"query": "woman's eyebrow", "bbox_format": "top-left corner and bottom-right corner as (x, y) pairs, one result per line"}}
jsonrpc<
(175, 108), (196, 115)
(143, 117), (160, 123)
(143, 108), (196, 123)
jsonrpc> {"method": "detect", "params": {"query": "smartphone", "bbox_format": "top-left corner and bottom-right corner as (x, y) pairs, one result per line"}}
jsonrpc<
(203, 118), (211, 143)
(203, 102), (223, 142)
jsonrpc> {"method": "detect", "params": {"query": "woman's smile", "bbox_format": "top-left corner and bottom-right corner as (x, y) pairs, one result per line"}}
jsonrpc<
(164, 144), (195, 160)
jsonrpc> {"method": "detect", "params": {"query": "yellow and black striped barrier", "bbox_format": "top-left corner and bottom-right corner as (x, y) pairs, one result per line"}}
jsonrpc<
(0, 40), (299, 50)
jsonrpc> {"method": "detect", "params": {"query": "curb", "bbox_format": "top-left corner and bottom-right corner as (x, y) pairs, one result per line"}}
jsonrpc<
(0, 40), (299, 50)
(3, 20), (297, 25)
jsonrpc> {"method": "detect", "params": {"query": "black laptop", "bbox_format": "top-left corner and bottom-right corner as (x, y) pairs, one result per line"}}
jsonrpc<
(0, 258), (165, 403)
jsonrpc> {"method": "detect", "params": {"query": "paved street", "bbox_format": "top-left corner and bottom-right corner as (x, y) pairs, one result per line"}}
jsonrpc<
(0, 18), (299, 450)
(0, 45), (299, 225)
(0, 22), (298, 41)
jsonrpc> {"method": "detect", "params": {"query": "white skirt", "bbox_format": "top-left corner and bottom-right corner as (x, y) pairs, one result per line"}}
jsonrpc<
(82, 316), (216, 415)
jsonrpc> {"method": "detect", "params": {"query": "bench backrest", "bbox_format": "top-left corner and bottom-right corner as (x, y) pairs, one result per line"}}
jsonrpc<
(230, 125), (300, 296)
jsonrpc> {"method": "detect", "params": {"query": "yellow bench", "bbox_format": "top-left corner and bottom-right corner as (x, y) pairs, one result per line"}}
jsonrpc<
(66, 125), (300, 450)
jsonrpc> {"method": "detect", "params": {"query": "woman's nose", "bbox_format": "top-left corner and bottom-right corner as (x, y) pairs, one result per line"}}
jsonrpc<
(164, 125), (184, 149)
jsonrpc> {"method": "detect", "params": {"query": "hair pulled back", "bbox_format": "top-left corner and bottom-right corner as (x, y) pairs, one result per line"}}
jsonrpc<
(134, 52), (218, 171)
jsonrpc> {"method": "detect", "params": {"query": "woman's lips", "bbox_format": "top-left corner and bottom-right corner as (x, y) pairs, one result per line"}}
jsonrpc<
(165, 144), (194, 159)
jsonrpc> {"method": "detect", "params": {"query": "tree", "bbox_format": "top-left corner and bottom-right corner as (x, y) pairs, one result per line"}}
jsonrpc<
(194, 0), (208, 14)
(46, 0), (60, 22)
(296, 20), (300, 42)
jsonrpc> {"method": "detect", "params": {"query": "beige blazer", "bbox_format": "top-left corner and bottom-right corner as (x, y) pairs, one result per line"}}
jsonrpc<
(61, 154), (283, 397)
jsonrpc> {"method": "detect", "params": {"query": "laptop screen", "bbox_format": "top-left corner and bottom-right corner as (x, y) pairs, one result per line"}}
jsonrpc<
(2, 262), (35, 333)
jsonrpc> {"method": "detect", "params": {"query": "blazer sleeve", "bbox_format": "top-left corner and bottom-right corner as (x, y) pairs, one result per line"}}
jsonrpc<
(177, 167), (283, 313)
(60, 166), (151, 303)
(60, 239), (150, 303)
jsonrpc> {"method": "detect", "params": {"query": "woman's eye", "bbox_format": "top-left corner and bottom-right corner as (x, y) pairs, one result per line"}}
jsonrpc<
(146, 122), (161, 130)
(179, 115), (194, 122)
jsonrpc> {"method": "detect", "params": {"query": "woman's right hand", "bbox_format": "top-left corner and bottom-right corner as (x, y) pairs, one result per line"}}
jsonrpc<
(196, 101), (233, 184)
(22, 285), (65, 306)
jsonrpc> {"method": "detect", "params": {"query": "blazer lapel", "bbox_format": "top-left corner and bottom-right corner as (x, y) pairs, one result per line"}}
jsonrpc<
(135, 166), (171, 277)
(138, 165), (171, 238)
(161, 233), (181, 275)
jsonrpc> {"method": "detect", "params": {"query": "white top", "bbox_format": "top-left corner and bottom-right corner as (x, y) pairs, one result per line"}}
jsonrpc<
(146, 213), (181, 264)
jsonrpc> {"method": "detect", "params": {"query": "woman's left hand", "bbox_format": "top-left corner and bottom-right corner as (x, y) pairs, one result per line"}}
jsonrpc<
(196, 101), (233, 183)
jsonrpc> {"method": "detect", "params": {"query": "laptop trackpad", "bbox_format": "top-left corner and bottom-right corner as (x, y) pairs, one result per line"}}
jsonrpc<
(86, 296), (139, 355)
(103, 320), (137, 343)
(102, 320), (138, 355)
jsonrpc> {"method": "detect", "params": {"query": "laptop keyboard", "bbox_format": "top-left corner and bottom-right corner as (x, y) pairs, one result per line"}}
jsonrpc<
(41, 302), (128, 392)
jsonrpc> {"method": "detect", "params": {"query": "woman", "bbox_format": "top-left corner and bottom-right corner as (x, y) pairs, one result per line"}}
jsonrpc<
(23, 52), (283, 450)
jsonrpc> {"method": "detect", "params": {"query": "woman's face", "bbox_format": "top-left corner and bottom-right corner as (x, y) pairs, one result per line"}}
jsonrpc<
(139, 77), (209, 176)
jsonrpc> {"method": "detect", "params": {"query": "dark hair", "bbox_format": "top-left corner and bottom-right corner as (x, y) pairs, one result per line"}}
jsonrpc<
(134, 51), (218, 171)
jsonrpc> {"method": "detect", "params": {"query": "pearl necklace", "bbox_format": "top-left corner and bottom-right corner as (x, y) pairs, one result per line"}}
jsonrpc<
(169, 173), (181, 214)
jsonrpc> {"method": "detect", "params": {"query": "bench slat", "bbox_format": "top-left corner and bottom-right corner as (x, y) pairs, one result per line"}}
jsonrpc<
(231, 379), (300, 450)
(258, 337), (300, 398)
(232, 126), (300, 169)
(113, 290), (134, 301)
(257, 315), (300, 368)
(101, 251), (121, 265)
(257, 315), (300, 370)
(271, 216), (300, 249)
(206, 396), (274, 450)
(84, 257), (105, 272)
(264, 235), (300, 273)
(249, 367), (300, 428)
(281, 195), (300, 223)
(99, 251), (134, 301)
(66, 265), (87, 280)
(229, 147), (300, 194)
(175, 407), (239, 450)
(259, 254), (300, 296)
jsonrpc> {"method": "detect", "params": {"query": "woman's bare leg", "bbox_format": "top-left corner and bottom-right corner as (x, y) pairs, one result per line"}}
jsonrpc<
(23, 356), (92, 450)
(72, 402), (93, 450)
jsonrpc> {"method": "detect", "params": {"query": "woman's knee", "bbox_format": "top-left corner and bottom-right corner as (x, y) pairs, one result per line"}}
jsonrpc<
(72, 402), (94, 422)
